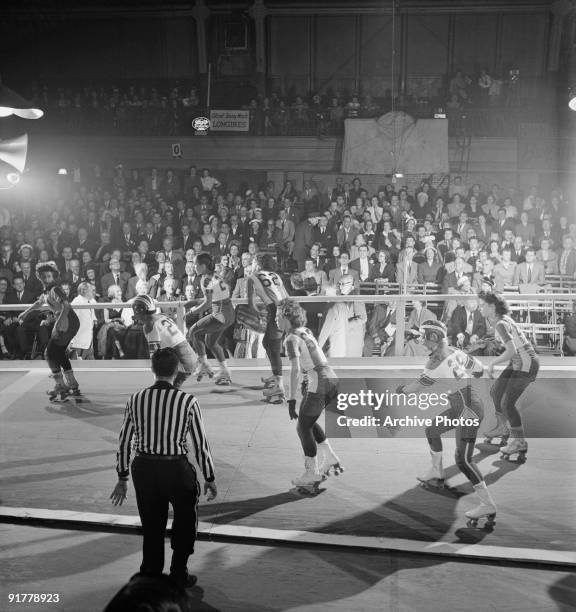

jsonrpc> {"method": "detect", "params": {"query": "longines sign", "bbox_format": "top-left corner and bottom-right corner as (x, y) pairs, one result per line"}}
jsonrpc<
(209, 110), (250, 132)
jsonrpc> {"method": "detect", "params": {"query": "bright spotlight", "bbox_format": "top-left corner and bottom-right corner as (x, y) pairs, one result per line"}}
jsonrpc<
(6, 172), (20, 185)
(569, 93), (576, 111)
(57, 168), (68, 175)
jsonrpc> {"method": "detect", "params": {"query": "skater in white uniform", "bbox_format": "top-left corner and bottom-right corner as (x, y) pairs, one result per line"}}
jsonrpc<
(132, 294), (196, 389)
(277, 298), (342, 493)
(478, 291), (539, 461)
(247, 254), (288, 403)
(187, 253), (235, 385)
(399, 320), (497, 529)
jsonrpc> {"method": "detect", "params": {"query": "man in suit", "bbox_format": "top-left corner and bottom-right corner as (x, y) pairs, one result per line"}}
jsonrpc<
(494, 208), (516, 238)
(455, 212), (474, 241)
(160, 237), (185, 279)
(144, 168), (164, 199)
(101, 259), (130, 298)
(276, 208), (295, 260)
(19, 261), (43, 299)
(449, 297), (487, 348)
(308, 243), (327, 274)
(282, 197), (300, 226)
(76, 228), (97, 260)
(179, 262), (203, 299)
(336, 215), (359, 252)
(314, 215), (336, 253)
(62, 259), (82, 298)
(350, 244), (375, 282)
(119, 222), (137, 255)
(513, 247), (545, 285)
(229, 214), (247, 249)
(7, 276), (36, 306)
(210, 231), (230, 259)
(301, 179), (320, 213)
(140, 222), (162, 254)
(558, 235), (576, 278)
(328, 251), (360, 292)
(293, 213), (318, 271)
(442, 257), (471, 293)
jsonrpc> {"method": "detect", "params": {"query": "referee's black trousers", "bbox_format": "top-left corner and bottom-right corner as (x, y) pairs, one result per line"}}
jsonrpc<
(132, 455), (200, 575)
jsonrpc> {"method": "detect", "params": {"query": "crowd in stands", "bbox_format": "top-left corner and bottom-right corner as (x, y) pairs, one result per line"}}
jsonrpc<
(24, 67), (522, 137)
(1, 164), (575, 361)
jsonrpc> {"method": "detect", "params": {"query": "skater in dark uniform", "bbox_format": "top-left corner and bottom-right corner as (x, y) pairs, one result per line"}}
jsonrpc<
(18, 263), (81, 399)
(277, 298), (342, 492)
(399, 320), (497, 528)
(247, 254), (288, 403)
(478, 291), (539, 461)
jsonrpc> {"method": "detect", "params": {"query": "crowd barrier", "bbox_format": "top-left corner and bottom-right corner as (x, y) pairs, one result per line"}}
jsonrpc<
(4, 291), (574, 357)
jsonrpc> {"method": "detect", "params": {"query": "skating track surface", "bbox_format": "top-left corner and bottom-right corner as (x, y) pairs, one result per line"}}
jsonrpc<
(1, 357), (575, 611)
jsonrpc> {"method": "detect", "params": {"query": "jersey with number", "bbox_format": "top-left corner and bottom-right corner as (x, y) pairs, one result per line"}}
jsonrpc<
(494, 315), (537, 372)
(250, 270), (288, 305)
(419, 346), (484, 387)
(144, 313), (187, 350)
(201, 274), (232, 315)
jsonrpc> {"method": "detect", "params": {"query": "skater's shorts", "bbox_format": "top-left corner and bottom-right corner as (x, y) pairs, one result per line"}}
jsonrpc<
(300, 374), (338, 418)
(51, 310), (80, 346)
(264, 303), (283, 340)
(431, 389), (483, 439)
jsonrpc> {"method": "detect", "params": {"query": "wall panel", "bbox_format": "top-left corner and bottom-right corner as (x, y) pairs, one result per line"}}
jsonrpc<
(453, 14), (498, 74)
(315, 16), (355, 95)
(359, 15), (395, 96)
(269, 16), (311, 94)
(501, 13), (548, 76)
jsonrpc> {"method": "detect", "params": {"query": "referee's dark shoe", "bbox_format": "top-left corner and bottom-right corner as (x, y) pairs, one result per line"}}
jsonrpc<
(170, 570), (198, 589)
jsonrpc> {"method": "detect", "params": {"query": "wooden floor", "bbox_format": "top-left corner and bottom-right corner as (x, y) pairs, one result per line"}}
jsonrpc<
(1, 358), (575, 568)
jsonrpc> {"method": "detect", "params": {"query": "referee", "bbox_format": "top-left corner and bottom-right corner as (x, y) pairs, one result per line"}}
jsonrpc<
(110, 347), (217, 588)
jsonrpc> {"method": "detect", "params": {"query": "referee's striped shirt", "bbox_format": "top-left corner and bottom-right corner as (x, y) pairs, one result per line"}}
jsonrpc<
(116, 381), (215, 482)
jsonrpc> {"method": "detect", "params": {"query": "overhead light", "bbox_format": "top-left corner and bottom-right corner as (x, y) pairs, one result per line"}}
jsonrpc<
(0, 79), (44, 119)
(57, 168), (68, 175)
(569, 88), (576, 111)
(394, 171), (404, 178)
(6, 172), (20, 185)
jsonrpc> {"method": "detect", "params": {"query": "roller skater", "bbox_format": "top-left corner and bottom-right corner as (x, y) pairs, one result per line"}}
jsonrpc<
(478, 291), (539, 463)
(19, 263), (81, 402)
(132, 294), (196, 389)
(277, 299), (342, 493)
(188, 253), (234, 387)
(247, 255), (288, 403)
(399, 320), (497, 523)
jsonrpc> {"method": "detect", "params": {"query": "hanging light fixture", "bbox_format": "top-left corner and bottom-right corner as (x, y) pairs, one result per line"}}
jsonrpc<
(569, 86), (576, 111)
(0, 77), (44, 119)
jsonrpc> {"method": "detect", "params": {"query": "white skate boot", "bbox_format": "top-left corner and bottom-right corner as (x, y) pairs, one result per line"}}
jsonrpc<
(500, 436), (528, 463)
(483, 413), (510, 447)
(318, 441), (344, 476)
(292, 456), (323, 494)
(417, 451), (446, 488)
(262, 378), (285, 404)
(194, 360), (214, 382)
(261, 374), (276, 388)
(465, 482), (497, 530)
(214, 365), (232, 386)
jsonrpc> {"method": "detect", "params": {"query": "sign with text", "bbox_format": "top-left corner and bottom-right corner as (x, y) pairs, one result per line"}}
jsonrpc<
(209, 109), (250, 132)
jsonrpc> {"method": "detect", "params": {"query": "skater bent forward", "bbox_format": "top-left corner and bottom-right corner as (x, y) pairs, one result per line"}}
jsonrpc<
(277, 299), (342, 491)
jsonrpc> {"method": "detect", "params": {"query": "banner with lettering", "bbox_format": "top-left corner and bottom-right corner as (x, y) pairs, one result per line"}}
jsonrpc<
(209, 110), (250, 132)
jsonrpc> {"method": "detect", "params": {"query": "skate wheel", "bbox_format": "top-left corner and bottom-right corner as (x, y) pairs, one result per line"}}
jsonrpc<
(466, 519), (478, 528)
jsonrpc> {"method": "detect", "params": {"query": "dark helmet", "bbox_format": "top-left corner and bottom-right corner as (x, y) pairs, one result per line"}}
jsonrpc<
(132, 294), (156, 316)
(420, 320), (447, 343)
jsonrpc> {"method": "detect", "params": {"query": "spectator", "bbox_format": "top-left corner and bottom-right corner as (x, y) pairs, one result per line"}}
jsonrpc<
(70, 282), (97, 359)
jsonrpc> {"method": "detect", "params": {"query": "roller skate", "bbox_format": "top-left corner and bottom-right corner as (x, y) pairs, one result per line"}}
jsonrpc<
(47, 374), (70, 402)
(261, 374), (276, 389)
(318, 442), (344, 477)
(214, 365), (232, 386)
(482, 413), (510, 447)
(465, 482), (497, 531)
(263, 383), (285, 404)
(417, 450), (446, 489)
(63, 370), (83, 401)
(194, 360), (214, 382)
(292, 456), (324, 494)
(500, 437), (528, 463)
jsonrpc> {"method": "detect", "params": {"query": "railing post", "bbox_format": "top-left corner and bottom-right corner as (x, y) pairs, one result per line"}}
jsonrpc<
(395, 296), (406, 356)
(176, 300), (186, 334)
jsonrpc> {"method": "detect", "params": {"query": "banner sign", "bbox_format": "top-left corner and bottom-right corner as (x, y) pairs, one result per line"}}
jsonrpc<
(209, 110), (250, 132)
